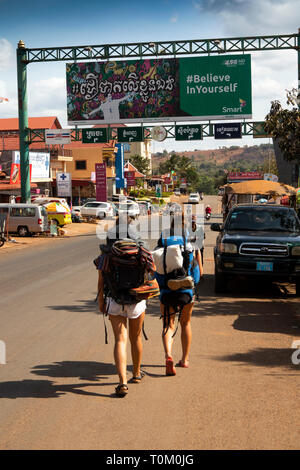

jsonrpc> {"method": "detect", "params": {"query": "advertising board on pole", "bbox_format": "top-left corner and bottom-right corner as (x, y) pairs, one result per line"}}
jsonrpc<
(66, 54), (252, 125)
(115, 143), (125, 189)
(95, 163), (107, 201)
(214, 123), (242, 139)
(45, 129), (71, 145)
(10, 163), (32, 184)
(13, 151), (50, 180)
(82, 128), (108, 143)
(175, 124), (203, 141)
(117, 127), (144, 142)
(125, 171), (136, 188)
(56, 172), (72, 197)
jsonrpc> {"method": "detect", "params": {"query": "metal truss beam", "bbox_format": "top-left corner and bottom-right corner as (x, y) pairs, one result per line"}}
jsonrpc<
(0, 122), (270, 145)
(24, 33), (299, 63)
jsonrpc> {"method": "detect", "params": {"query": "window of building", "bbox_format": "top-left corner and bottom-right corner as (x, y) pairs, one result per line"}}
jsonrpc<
(75, 160), (87, 170)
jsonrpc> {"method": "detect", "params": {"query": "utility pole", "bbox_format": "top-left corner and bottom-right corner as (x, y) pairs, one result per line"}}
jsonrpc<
(17, 40), (30, 203)
(298, 28), (300, 187)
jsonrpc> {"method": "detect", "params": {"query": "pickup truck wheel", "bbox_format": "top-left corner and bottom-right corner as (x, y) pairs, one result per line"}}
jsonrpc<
(214, 266), (227, 293)
(296, 279), (300, 297)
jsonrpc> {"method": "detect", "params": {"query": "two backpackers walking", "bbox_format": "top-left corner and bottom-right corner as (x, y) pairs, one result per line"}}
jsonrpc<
(95, 211), (203, 396)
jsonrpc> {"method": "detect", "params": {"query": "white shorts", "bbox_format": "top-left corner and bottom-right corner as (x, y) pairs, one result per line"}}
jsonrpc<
(106, 298), (146, 319)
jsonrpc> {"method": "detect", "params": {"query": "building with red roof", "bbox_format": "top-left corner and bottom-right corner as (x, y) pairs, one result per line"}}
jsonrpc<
(0, 117), (70, 201)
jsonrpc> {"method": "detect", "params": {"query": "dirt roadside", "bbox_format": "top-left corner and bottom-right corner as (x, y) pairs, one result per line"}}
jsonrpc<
(0, 221), (99, 255)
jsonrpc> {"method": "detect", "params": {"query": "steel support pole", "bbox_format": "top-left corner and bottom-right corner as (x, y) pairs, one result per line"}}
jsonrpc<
(298, 28), (300, 187)
(17, 40), (30, 203)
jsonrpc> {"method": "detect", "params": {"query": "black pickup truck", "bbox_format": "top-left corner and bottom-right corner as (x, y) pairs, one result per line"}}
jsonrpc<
(211, 204), (300, 295)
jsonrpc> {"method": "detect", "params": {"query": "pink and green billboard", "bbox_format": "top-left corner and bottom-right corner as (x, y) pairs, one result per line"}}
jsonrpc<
(66, 55), (251, 125)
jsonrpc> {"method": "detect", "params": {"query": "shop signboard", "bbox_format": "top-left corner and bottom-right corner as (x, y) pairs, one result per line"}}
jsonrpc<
(56, 172), (72, 197)
(125, 170), (136, 187)
(95, 163), (107, 201)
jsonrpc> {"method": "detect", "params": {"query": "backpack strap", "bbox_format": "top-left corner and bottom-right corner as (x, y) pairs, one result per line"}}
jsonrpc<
(163, 238), (168, 277)
(142, 321), (148, 341)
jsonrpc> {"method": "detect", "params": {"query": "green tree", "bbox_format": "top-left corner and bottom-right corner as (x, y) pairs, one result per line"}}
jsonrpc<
(128, 154), (150, 176)
(264, 97), (300, 164)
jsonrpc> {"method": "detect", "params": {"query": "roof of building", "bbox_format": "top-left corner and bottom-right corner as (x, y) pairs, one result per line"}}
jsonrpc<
(0, 181), (37, 191)
(124, 161), (145, 178)
(0, 117), (61, 131)
(0, 116), (62, 151)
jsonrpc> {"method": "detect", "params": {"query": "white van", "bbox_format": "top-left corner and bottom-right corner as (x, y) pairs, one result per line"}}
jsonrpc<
(0, 203), (49, 236)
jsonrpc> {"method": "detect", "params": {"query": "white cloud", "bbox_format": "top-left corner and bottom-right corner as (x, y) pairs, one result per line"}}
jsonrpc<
(196, 0), (300, 35)
(28, 77), (67, 123)
(0, 38), (14, 71)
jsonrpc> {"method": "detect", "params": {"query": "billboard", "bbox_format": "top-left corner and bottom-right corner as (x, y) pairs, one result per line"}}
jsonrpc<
(227, 171), (262, 182)
(66, 55), (252, 125)
(13, 151), (50, 180)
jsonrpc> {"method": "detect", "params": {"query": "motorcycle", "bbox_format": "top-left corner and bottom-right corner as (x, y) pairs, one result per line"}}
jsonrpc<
(205, 206), (212, 220)
(0, 233), (6, 247)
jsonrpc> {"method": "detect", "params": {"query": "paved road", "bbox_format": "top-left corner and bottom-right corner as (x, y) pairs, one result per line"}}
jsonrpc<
(0, 196), (299, 449)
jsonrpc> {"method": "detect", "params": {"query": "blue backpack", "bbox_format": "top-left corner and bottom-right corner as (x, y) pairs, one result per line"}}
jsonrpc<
(154, 233), (199, 336)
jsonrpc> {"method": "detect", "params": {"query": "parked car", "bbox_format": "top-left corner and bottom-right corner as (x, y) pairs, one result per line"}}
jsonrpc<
(32, 197), (71, 212)
(137, 200), (153, 215)
(163, 202), (182, 215)
(118, 201), (140, 217)
(188, 192), (200, 204)
(0, 203), (49, 236)
(80, 201), (114, 220)
(72, 206), (82, 214)
(71, 210), (82, 223)
(211, 204), (300, 295)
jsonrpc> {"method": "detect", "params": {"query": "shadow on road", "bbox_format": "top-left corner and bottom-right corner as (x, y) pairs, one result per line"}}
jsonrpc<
(0, 379), (118, 399)
(146, 276), (300, 336)
(215, 347), (300, 370)
(0, 361), (123, 400)
(46, 300), (98, 314)
(31, 360), (115, 381)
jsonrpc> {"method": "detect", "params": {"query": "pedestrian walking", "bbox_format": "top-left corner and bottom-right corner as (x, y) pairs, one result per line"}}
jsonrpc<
(153, 212), (202, 375)
(95, 215), (157, 397)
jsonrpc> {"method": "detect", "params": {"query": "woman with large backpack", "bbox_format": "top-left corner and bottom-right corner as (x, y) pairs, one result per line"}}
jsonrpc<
(96, 214), (156, 397)
(153, 212), (203, 375)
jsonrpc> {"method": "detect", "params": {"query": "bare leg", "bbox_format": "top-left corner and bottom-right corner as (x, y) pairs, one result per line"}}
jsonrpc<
(180, 302), (194, 366)
(109, 315), (128, 385)
(129, 312), (145, 378)
(160, 303), (176, 359)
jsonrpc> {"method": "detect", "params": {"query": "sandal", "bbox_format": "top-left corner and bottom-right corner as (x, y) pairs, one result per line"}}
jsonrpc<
(166, 357), (176, 376)
(130, 371), (145, 384)
(177, 360), (189, 368)
(115, 384), (128, 397)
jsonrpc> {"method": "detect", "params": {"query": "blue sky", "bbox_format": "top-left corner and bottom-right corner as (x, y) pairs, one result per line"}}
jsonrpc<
(0, 0), (299, 153)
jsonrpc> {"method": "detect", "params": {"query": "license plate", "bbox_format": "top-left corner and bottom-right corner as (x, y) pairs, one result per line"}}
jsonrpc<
(256, 261), (273, 272)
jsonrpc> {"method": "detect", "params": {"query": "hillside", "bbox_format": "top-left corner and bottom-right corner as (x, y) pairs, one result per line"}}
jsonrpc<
(152, 144), (274, 173)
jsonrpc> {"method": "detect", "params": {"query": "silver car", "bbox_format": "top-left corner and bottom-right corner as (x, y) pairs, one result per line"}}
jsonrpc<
(80, 201), (114, 220)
